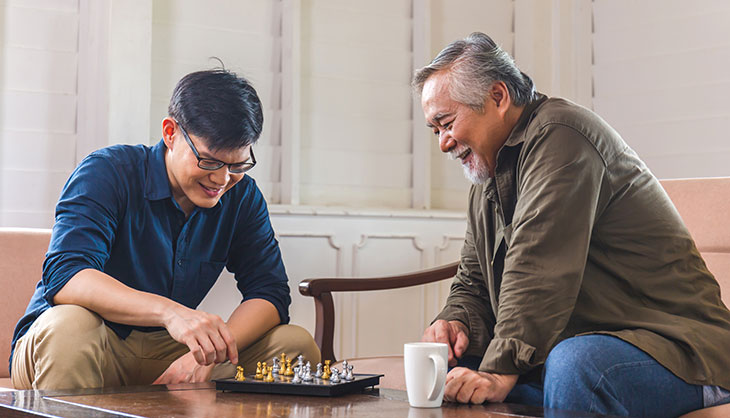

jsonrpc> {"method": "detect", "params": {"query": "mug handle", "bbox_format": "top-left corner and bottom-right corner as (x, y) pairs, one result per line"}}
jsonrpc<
(427, 353), (447, 401)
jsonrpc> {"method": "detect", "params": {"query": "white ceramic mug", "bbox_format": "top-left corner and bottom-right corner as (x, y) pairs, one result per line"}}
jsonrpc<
(404, 342), (448, 408)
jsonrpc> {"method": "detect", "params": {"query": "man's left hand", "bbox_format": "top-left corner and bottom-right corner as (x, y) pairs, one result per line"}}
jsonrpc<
(153, 351), (217, 385)
(443, 367), (519, 404)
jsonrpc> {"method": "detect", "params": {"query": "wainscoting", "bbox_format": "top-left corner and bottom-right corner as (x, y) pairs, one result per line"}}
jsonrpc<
(197, 206), (467, 360)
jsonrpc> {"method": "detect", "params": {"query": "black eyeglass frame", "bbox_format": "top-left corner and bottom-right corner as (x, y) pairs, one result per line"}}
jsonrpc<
(174, 120), (256, 174)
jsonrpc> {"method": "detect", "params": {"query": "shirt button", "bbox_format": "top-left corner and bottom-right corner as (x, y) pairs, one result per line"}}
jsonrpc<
(177, 259), (182, 266)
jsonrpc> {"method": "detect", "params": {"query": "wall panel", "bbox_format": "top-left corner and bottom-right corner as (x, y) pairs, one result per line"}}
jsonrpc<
(592, 0), (730, 179)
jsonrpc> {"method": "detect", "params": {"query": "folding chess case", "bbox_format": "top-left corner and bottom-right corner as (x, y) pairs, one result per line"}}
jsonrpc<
(214, 373), (384, 396)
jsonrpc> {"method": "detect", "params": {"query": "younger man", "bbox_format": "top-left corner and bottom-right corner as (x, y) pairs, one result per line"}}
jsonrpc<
(11, 69), (319, 389)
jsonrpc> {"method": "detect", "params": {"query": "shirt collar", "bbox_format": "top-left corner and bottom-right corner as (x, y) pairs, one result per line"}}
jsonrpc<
(145, 139), (173, 201)
(503, 93), (549, 147)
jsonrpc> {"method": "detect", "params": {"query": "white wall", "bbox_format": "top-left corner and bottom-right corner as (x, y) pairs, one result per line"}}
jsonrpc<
(0, 0), (78, 228)
(592, 0), (730, 179)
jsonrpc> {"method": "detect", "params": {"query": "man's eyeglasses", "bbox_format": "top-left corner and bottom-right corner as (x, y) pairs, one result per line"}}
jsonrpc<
(175, 120), (256, 174)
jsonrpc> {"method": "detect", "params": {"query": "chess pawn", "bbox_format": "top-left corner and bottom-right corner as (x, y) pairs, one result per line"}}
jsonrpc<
(235, 365), (246, 381)
(255, 362), (264, 380)
(322, 360), (332, 379)
(303, 364), (313, 382)
(345, 365), (355, 381)
(340, 360), (348, 378)
(315, 363), (323, 378)
(330, 368), (341, 383)
(272, 357), (280, 375)
(292, 370), (302, 384)
(264, 366), (275, 382)
(284, 358), (294, 376)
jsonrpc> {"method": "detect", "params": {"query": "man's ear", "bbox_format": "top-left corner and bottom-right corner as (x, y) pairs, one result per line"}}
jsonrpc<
(490, 82), (512, 117)
(162, 118), (176, 148)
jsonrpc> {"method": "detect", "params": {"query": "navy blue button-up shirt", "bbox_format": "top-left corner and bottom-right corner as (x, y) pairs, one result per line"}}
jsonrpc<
(11, 140), (291, 364)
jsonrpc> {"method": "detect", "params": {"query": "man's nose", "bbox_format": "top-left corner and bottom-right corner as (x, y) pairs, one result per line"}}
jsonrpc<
(209, 166), (231, 185)
(439, 132), (456, 153)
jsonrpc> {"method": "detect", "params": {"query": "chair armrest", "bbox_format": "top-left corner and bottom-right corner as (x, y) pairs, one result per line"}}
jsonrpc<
(298, 261), (459, 362)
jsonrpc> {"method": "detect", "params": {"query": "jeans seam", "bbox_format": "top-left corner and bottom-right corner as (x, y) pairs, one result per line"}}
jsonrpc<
(588, 359), (656, 414)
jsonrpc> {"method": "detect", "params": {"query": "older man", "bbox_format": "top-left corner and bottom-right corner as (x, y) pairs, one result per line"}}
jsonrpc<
(415, 32), (730, 416)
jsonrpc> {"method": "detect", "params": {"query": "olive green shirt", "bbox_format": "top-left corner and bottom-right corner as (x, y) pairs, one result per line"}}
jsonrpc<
(436, 94), (730, 389)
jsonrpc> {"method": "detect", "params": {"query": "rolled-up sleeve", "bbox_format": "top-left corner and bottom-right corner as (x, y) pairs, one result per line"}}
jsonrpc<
(42, 156), (123, 305)
(227, 180), (291, 324)
(435, 186), (496, 356)
(480, 123), (607, 374)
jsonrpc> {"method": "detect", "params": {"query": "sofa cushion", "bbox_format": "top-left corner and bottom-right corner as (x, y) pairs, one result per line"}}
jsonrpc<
(0, 228), (51, 380)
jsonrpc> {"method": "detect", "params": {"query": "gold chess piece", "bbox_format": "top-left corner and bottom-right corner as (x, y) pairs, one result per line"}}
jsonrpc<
(284, 358), (294, 376)
(280, 352), (287, 366)
(264, 366), (275, 382)
(322, 359), (332, 379)
(255, 361), (264, 379)
(235, 365), (245, 381)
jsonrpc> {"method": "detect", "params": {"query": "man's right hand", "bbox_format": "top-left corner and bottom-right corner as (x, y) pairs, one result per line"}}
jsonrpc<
(163, 305), (238, 366)
(422, 319), (469, 367)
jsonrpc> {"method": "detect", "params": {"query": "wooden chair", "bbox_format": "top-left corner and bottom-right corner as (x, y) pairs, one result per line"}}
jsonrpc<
(298, 262), (457, 390)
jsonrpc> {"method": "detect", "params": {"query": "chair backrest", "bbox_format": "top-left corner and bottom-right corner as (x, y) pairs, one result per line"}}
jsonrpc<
(0, 228), (51, 378)
(660, 178), (730, 307)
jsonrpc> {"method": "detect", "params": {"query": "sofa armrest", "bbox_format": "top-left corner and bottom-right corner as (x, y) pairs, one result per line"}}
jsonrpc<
(298, 261), (458, 362)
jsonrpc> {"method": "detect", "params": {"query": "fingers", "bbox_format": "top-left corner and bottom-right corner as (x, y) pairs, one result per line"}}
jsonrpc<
(443, 369), (491, 404)
(452, 328), (469, 359)
(220, 326), (238, 365)
(170, 310), (237, 366)
(433, 321), (458, 364)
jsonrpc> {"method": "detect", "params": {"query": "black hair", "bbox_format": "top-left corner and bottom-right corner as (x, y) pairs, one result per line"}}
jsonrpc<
(168, 67), (264, 151)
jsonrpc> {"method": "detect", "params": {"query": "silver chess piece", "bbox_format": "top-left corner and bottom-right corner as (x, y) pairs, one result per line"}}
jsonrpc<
(303, 363), (313, 382)
(339, 360), (349, 378)
(272, 357), (280, 375)
(292, 371), (302, 383)
(345, 364), (355, 381)
(315, 362), (323, 378)
(330, 367), (341, 383)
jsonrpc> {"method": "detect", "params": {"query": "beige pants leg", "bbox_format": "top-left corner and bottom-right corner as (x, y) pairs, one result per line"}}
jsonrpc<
(12, 304), (319, 389)
(211, 324), (321, 379)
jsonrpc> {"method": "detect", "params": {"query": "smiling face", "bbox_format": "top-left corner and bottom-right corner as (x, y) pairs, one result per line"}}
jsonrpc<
(162, 118), (251, 216)
(421, 71), (515, 183)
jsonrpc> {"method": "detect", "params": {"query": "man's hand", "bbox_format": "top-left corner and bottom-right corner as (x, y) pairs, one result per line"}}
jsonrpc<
(422, 319), (469, 366)
(163, 305), (238, 366)
(153, 351), (216, 384)
(444, 368), (518, 404)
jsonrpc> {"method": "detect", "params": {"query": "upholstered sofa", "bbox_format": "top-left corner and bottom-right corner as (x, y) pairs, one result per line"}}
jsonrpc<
(300, 177), (730, 417)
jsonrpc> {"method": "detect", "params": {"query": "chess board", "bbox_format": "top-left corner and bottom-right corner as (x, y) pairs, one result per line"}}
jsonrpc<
(214, 373), (384, 397)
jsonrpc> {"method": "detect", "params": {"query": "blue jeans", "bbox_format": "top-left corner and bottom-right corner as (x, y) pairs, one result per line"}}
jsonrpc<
(456, 335), (704, 417)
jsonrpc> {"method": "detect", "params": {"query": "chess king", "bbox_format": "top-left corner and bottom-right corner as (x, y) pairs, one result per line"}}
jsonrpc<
(415, 32), (730, 415)
(10, 68), (320, 390)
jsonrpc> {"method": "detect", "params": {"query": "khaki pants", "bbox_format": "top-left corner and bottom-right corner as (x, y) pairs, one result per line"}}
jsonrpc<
(11, 304), (320, 390)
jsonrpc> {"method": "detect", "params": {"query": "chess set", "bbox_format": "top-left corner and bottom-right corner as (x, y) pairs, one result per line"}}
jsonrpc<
(214, 354), (384, 397)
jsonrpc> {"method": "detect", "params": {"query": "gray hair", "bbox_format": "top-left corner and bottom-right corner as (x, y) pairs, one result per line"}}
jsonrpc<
(412, 32), (537, 110)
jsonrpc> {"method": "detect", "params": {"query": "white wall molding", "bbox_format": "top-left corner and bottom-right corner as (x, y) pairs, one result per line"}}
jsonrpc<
(411, 0), (432, 209)
(280, 0), (301, 205)
(76, 0), (110, 163)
